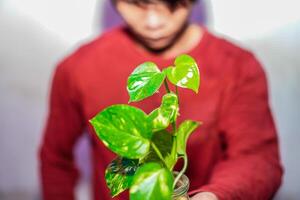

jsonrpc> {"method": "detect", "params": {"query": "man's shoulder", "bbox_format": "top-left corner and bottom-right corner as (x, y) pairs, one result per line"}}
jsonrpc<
(201, 29), (265, 83)
(56, 26), (125, 73)
(205, 30), (262, 72)
(66, 26), (124, 61)
(206, 30), (254, 59)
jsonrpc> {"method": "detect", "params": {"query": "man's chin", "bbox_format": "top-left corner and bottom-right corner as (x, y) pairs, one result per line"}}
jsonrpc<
(130, 30), (175, 53)
(143, 40), (173, 53)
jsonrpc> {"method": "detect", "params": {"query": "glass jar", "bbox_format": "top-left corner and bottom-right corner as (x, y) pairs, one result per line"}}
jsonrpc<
(173, 173), (190, 200)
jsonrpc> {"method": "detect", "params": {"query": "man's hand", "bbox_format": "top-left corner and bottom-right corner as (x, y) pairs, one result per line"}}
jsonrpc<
(190, 192), (219, 200)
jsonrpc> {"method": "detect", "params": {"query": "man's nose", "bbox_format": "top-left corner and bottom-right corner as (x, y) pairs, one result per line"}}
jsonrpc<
(145, 9), (165, 31)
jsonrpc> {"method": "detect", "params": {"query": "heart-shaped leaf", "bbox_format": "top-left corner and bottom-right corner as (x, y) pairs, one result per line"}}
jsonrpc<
(130, 163), (174, 200)
(148, 93), (179, 132)
(141, 130), (176, 170)
(164, 54), (200, 93)
(90, 105), (152, 159)
(105, 157), (139, 197)
(127, 62), (166, 102)
(176, 120), (201, 155)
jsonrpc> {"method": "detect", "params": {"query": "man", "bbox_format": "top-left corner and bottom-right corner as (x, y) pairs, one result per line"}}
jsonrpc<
(39, 0), (283, 199)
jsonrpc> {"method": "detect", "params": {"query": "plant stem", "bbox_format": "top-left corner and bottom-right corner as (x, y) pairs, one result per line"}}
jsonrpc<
(173, 85), (179, 133)
(173, 155), (188, 188)
(170, 85), (178, 167)
(151, 142), (168, 168)
(171, 121), (176, 132)
(170, 135), (177, 170)
(164, 79), (171, 93)
(175, 86), (179, 105)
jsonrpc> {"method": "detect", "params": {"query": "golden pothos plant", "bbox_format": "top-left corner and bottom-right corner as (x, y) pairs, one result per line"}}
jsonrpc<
(90, 54), (202, 200)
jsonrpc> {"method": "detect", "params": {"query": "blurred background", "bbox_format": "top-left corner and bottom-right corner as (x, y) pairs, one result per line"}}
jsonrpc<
(0, 0), (299, 199)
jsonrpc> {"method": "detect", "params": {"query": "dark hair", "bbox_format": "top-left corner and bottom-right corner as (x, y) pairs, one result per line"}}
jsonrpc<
(112, 0), (198, 9)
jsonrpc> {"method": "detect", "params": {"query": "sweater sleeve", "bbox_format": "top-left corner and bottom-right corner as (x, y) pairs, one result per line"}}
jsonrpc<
(190, 53), (283, 200)
(39, 58), (85, 200)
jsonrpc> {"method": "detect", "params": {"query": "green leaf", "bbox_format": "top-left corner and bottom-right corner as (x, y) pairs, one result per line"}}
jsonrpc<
(127, 62), (166, 102)
(141, 130), (176, 170)
(130, 163), (174, 200)
(160, 92), (179, 123)
(90, 105), (152, 159)
(176, 120), (201, 155)
(148, 93), (179, 132)
(105, 157), (139, 197)
(164, 54), (200, 93)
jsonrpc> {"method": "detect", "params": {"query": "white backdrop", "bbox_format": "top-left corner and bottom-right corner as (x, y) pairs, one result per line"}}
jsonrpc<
(0, 0), (299, 199)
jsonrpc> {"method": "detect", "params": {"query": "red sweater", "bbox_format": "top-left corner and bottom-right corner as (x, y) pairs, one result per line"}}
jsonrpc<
(39, 26), (283, 200)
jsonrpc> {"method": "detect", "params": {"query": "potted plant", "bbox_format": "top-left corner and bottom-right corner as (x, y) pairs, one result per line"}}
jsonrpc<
(90, 54), (202, 200)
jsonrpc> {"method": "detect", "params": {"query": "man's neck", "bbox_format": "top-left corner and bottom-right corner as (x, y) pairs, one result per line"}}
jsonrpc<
(136, 23), (203, 59)
(160, 23), (203, 59)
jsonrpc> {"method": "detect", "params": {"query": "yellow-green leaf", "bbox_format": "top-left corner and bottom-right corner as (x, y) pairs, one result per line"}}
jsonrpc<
(105, 156), (138, 197)
(90, 105), (152, 159)
(148, 93), (179, 132)
(127, 62), (166, 102)
(176, 120), (201, 155)
(164, 54), (200, 93)
(130, 163), (173, 200)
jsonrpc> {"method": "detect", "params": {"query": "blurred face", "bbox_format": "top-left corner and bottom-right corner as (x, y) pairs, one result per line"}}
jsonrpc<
(114, 0), (193, 51)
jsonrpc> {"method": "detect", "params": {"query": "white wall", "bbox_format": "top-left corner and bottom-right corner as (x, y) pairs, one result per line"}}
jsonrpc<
(245, 23), (300, 200)
(208, 1), (300, 198)
(210, 0), (300, 40)
(0, 0), (99, 199)
(0, 0), (299, 199)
